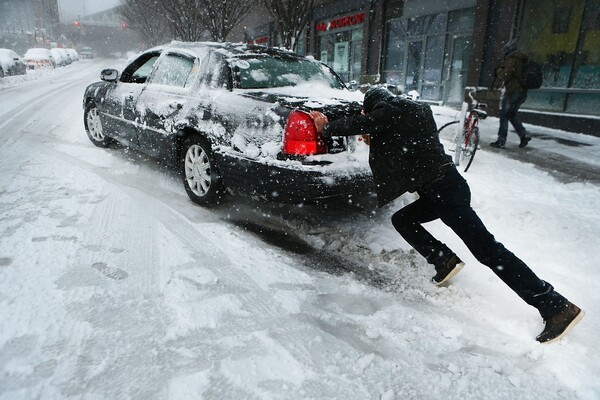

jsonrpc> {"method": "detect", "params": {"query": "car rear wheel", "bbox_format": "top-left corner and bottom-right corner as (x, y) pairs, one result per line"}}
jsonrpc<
(180, 134), (225, 206)
(84, 104), (111, 148)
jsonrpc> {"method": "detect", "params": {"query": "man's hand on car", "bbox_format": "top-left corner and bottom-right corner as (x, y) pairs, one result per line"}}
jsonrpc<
(310, 111), (328, 134)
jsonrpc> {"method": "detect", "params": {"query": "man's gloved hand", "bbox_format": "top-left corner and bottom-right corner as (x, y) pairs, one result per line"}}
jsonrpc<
(310, 111), (329, 135)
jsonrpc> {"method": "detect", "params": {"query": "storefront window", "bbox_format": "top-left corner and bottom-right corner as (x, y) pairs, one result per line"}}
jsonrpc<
(572, 0), (600, 90)
(407, 13), (447, 36)
(519, 0), (600, 115)
(422, 34), (445, 99)
(316, 12), (365, 84)
(383, 8), (474, 102)
(447, 8), (475, 32)
(383, 19), (407, 87)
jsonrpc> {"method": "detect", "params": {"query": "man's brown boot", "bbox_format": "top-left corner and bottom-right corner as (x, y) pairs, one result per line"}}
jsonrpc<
(433, 255), (464, 286)
(536, 302), (584, 344)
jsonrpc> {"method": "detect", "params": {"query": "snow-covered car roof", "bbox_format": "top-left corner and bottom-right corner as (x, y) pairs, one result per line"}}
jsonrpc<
(0, 49), (19, 64)
(24, 48), (52, 60)
(142, 41), (344, 91)
(149, 41), (303, 61)
(0, 48), (19, 57)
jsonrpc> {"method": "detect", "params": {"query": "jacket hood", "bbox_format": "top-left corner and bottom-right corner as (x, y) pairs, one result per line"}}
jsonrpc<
(363, 87), (394, 113)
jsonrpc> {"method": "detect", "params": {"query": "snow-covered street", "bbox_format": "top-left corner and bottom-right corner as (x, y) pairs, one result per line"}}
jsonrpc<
(1, 60), (599, 399)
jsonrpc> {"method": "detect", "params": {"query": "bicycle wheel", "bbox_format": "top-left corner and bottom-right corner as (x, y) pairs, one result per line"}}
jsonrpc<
(436, 120), (461, 164)
(437, 120), (460, 134)
(461, 126), (479, 172)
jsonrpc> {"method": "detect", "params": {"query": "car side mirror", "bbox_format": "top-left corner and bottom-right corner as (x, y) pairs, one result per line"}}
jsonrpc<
(101, 68), (119, 82)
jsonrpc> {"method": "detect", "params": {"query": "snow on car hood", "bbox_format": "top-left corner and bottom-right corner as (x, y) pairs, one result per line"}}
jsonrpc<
(205, 88), (370, 178)
(24, 49), (51, 60)
(241, 81), (364, 108)
(0, 50), (15, 66)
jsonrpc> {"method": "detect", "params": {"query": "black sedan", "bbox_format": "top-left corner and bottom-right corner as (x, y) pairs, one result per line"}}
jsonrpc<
(0, 49), (26, 78)
(83, 42), (373, 206)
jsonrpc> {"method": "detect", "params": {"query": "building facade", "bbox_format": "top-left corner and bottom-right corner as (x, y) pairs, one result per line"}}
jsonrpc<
(0, 0), (60, 53)
(236, 0), (599, 135)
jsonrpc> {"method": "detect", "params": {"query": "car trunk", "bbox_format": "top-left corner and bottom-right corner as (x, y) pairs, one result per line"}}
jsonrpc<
(241, 91), (363, 155)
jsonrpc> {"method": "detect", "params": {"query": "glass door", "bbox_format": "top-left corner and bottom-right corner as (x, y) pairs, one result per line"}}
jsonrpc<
(422, 35), (445, 100)
(405, 39), (425, 94)
(351, 41), (362, 83)
(443, 35), (472, 104)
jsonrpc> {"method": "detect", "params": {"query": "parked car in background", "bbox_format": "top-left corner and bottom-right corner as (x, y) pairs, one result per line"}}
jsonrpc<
(0, 48), (27, 78)
(50, 48), (68, 66)
(83, 42), (372, 206)
(66, 48), (79, 62)
(79, 47), (95, 59)
(23, 48), (55, 70)
(58, 48), (72, 64)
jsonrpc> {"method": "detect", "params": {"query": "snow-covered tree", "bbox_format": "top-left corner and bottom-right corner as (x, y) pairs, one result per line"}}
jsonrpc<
(119, 0), (171, 46)
(262, 0), (315, 51)
(159, 0), (207, 42)
(196, 0), (255, 42)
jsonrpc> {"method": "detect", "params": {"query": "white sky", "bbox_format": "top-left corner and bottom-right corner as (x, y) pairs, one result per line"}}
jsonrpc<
(58, 0), (121, 19)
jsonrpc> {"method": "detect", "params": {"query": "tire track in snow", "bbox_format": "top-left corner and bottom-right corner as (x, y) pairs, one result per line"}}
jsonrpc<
(0, 60), (113, 148)
(0, 79), (84, 149)
(42, 145), (396, 394)
(36, 144), (579, 400)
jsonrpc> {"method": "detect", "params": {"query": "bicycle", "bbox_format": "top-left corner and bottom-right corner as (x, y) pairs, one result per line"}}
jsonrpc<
(437, 88), (488, 172)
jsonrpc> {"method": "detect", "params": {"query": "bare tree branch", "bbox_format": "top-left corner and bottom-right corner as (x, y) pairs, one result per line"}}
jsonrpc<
(118, 0), (171, 47)
(262, 0), (314, 51)
(159, 0), (207, 42)
(196, 0), (255, 42)
(121, 0), (254, 45)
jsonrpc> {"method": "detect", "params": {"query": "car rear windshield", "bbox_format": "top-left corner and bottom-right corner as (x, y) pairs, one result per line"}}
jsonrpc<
(233, 56), (344, 89)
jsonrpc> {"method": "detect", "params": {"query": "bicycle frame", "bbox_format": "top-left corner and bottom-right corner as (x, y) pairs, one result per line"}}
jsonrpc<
(454, 101), (469, 164)
(454, 88), (485, 171)
(463, 112), (478, 146)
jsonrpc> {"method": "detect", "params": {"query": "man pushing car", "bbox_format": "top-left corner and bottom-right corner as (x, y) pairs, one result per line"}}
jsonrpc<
(309, 87), (583, 343)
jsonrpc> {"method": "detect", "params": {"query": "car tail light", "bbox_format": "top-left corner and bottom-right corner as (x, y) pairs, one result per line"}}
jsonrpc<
(283, 110), (327, 156)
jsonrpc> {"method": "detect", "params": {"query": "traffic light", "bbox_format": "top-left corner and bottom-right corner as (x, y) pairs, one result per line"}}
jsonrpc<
(74, 21), (80, 28)
(121, 22), (127, 30)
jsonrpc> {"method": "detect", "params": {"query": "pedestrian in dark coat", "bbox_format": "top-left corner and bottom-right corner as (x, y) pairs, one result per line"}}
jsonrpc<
(310, 87), (583, 343)
(491, 40), (532, 148)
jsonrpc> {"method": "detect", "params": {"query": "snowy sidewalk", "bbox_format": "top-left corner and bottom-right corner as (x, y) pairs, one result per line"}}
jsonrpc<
(432, 105), (600, 184)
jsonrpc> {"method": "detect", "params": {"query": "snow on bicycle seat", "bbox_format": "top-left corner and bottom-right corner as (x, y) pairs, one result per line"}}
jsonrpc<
(472, 109), (488, 119)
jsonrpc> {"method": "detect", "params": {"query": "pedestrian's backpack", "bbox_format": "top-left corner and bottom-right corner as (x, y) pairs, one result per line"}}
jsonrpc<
(522, 57), (543, 89)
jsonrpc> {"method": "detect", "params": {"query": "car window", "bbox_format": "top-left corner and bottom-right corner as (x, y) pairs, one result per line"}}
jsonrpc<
(233, 56), (345, 89)
(198, 51), (231, 89)
(120, 52), (160, 84)
(150, 54), (195, 88)
(131, 57), (159, 83)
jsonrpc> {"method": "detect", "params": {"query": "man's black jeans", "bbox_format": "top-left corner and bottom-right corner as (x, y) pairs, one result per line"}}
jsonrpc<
(391, 168), (567, 318)
(497, 90), (528, 144)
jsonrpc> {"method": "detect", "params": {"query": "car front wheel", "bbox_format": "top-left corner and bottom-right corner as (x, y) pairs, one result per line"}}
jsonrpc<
(180, 134), (225, 206)
(84, 104), (111, 148)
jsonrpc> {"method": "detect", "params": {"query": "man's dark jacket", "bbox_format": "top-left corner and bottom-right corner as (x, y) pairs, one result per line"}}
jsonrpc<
(323, 96), (454, 207)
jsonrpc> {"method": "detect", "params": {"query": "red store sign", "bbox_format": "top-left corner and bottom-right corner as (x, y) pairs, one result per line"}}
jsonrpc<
(248, 36), (269, 45)
(316, 13), (365, 32)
